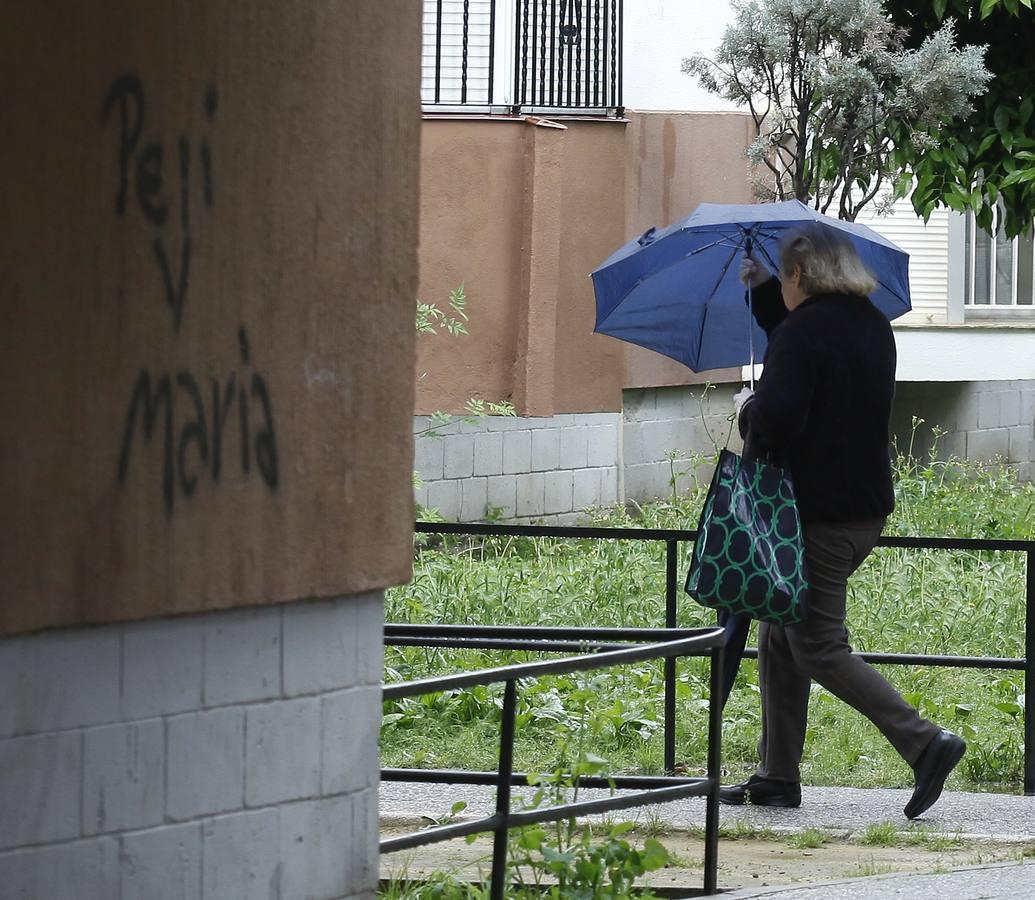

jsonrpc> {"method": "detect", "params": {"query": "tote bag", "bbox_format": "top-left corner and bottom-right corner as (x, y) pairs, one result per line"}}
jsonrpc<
(685, 448), (809, 625)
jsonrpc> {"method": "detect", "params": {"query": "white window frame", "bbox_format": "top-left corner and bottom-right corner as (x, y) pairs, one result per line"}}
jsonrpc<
(950, 210), (1035, 321)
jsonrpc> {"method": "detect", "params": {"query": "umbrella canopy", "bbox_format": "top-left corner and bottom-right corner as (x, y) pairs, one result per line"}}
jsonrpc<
(592, 200), (911, 372)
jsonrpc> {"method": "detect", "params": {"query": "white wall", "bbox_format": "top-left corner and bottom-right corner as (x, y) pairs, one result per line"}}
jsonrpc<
(0, 595), (384, 900)
(855, 199), (951, 325)
(624, 0), (741, 111)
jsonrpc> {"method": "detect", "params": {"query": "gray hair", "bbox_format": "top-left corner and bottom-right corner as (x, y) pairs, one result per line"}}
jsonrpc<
(777, 223), (878, 298)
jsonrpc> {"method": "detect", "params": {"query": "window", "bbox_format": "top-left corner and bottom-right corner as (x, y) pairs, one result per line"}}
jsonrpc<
(964, 211), (1035, 309)
(421, 0), (624, 115)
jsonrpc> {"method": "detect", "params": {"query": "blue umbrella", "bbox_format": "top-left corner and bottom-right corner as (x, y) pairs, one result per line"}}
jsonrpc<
(592, 200), (911, 374)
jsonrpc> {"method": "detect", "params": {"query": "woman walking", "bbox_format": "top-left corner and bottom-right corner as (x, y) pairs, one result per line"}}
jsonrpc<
(722, 223), (965, 819)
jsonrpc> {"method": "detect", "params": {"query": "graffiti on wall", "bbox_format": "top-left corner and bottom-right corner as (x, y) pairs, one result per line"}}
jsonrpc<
(103, 74), (279, 514)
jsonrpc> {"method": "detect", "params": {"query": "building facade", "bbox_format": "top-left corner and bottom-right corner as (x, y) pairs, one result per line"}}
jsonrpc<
(416, 0), (1035, 521)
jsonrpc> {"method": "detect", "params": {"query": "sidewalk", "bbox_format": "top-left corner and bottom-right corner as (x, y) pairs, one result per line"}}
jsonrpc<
(381, 781), (1035, 897)
(724, 860), (1035, 899)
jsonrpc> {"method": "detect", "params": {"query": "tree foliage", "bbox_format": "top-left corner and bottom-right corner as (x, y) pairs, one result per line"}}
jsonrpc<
(683, 0), (990, 220)
(886, 0), (1035, 236)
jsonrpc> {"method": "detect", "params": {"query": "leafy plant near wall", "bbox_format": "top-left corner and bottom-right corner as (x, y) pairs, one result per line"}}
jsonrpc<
(885, 0), (1035, 236)
(414, 284), (516, 515)
(682, 0), (991, 220)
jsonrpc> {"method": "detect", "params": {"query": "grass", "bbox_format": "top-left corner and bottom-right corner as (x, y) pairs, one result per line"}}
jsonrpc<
(786, 828), (827, 850)
(858, 822), (899, 847)
(846, 857), (895, 878)
(385, 426), (1034, 794)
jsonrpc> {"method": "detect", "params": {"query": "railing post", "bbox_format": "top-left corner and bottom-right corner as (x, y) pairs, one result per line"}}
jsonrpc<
(1026, 550), (1034, 796)
(664, 540), (678, 775)
(490, 678), (518, 899)
(703, 643), (723, 894)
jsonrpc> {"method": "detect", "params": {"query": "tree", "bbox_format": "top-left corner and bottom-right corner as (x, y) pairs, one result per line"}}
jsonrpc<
(683, 0), (990, 220)
(886, 0), (1035, 237)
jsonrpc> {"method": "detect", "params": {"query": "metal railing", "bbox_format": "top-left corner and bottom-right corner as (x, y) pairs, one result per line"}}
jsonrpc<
(394, 522), (1035, 797)
(381, 629), (726, 898)
(421, 0), (623, 115)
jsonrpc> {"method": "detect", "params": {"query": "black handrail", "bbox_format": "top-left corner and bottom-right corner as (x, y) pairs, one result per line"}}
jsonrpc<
(380, 629), (726, 897)
(404, 521), (1035, 795)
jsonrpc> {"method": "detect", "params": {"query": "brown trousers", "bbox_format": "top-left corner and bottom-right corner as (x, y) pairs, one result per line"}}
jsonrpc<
(756, 519), (941, 782)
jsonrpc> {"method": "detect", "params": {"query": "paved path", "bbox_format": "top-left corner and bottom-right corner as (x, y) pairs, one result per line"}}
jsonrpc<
(723, 860), (1035, 899)
(381, 781), (1035, 898)
(381, 781), (1035, 842)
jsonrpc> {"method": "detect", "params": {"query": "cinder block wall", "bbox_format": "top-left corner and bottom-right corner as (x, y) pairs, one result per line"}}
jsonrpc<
(621, 384), (742, 503)
(414, 414), (621, 521)
(891, 380), (1035, 481)
(420, 380), (1035, 523)
(0, 594), (383, 900)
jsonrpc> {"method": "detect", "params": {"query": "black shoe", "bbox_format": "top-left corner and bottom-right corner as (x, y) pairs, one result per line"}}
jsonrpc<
(719, 774), (801, 808)
(904, 730), (966, 820)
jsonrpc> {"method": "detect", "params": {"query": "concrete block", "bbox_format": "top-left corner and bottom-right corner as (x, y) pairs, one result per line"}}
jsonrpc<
(530, 429), (561, 472)
(473, 432), (504, 476)
(278, 796), (354, 900)
(201, 809), (279, 900)
(442, 434), (475, 479)
(653, 387), (688, 420)
(166, 708), (244, 821)
(413, 435), (444, 481)
(0, 732), (81, 849)
(515, 473), (546, 518)
(204, 607), (281, 707)
(977, 391), (1002, 430)
(321, 686), (381, 795)
(351, 787), (379, 893)
(621, 423), (646, 466)
(1020, 389), (1035, 426)
(502, 430), (532, 474)
(245, 698), (321, 807)
(937, 430), (967, 461)
(83, 720), (164, 835)
(600, 466), (620, 505)
(123, 616), (204, 719)
(622, 389), (655, 422)
(1009, 426), (1031, 463)
(558, 426), (590, 470)
(573, 468), (601, 511)
(641, 419), (695, 462)
(954, 391), (980, 431)
(1002, 390), (1022, 427)
(354, 592), (384, 687)
(586, 425), (619, 468)
(486, 476), (517, 519)
(582, 413), (622, 427)
(544, 470), (574, 514)
(0, 837), (119, 900)
(968, 427), (1010, 464)
(624, 462), (671, 503)
(0, 626), (120, 738)
(413, 482), (430, 510)
(460, 476), (489, 521)
(121, 823), (201, 900)
(485, 415), (534, 432)
(283, 597), (359, 697)
(426, 479), (461, 521)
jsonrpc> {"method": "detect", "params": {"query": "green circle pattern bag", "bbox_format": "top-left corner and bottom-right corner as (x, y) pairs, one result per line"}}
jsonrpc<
(685, 448), (810, 625)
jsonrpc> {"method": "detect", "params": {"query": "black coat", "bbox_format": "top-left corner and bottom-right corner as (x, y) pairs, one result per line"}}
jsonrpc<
(738, 278), (896, 524)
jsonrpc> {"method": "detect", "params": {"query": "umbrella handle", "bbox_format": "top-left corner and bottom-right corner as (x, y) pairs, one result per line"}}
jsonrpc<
(747, 282), (755, 391)
(745, 237), (756, 391)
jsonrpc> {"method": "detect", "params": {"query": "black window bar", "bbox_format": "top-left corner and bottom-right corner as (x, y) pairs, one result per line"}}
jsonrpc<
(381, 628), (726, 898)
(421, 0), (623, 115)
(394, 521), (1035, 799)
